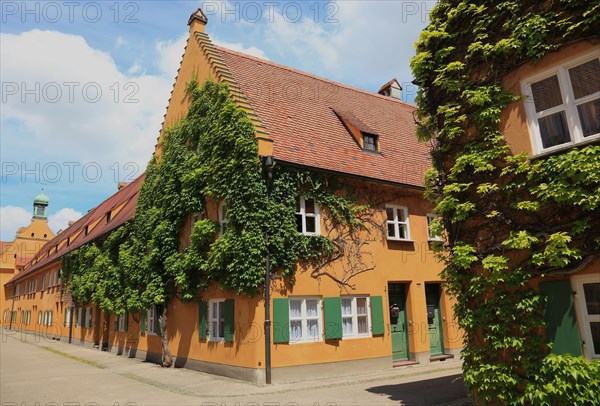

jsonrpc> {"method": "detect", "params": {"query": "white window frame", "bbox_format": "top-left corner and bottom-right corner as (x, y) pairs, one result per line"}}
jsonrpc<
(208, 299), (226, 342)
(426, 213), (442, 241)
(341, 296), (372, 338)
(386, 205), (411, 241)
(521, 50), (600, 155)
(288, 297), (323, 344)
(218, 201), (227, 237)
(117, 313), (127, 332)
(296, 197), (321, 236)
(147, 306), (158, 335)
(65, 307), (72, 327)
(572, 274), (600, 360)
(38, 311), (42, 325)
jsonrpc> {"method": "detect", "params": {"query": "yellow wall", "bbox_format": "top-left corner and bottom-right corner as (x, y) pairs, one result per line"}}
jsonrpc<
(1, 218), (54, 315)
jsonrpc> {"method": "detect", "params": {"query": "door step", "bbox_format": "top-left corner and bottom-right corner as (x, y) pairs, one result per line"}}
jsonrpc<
(430, 354), (455, 362)
(393, 360), (419, 368)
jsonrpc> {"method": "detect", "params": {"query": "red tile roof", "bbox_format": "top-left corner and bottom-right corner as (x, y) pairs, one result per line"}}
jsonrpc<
(8, 175), (144, 284)
(217, 47), (430, 187)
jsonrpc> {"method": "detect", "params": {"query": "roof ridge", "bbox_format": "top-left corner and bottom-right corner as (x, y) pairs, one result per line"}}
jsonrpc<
(215, 45), (417, 109)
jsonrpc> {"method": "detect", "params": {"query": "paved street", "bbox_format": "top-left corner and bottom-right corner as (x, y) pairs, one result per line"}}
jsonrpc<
(1, 330), (470, 406)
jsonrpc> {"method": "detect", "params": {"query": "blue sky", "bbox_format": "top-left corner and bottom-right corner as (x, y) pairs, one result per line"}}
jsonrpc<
(0, 0), (434, 240)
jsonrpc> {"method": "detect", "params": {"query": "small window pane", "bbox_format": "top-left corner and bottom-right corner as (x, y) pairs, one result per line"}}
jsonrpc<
(307, 319), (319, 338)
(357, 316), (368, 334)
(305, 217), (316, 233)
(289, 300), (302, 318)
(531, 75), (563, 112)
(583, 283), (600, 315)
(356, 298), (367, 315)
(397, 209), (405, 222)
(341, 299), (352, 316)
(398, 225), (406, 240)
(569, 59), (600, 99)
(386, 208), (394, 221)
(290, 320), (302, 340)
(577, 99), (600, 137)
(342, 317), (353, 335)
(306, 300), (318, 317)
(387, 223), (397, 238)
(538, 111), (571, 148)
(305, 198), (315, 214)
(591, 322), (600, 356)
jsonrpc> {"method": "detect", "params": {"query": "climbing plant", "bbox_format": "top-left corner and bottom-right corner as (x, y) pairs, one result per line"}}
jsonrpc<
(63, 80), (371, 366)
(411, 0), (599, 403)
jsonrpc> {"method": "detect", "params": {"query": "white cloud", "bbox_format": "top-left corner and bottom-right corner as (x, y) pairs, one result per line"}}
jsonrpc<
(156, 32), (188, 78)
(48, 208), (83, 234)
(1, 29), (173, 170)
(213, 39), (270, 60)
(115, 36), (127, 48)
(0, 206), (32, 241)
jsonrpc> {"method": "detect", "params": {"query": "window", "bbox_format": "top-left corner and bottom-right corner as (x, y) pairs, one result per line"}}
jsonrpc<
(106, 212), (112, 223)
(85, 225), (89, 236)
(289, 298), (322, 343)
(521, 53), (600, 154)
(341, 296), (371, 338)
(65, 307), (72, 327)
(117, 313), (128, 332)
(427, 214), (442, 241)
(38, 311), (42, 325)
(573, 275), (600, 360)
(363, 133), (378, 151)
(208, 299), (225, 341)
(386, 205), (410, 241)
(77, 307), (83, 327)
(218, 202), (227, 237)
(86, 307), (92, 328)
(296, 197), (320, 235)
(190, 211), (207, 236)
(147, 306), (157, 335)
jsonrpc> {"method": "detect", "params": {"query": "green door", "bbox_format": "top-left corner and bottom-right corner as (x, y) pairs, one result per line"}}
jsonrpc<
(426, 284), (444, 356)
(388, 283), (409, 361)
(540, 280), (582, 356)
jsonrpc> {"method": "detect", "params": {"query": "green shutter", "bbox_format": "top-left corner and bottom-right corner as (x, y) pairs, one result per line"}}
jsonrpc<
(540, 280), (582, 356)
(273, 298), (290, 344)
(140, 310), (146, 335)
(224, 299), (234, 342)
(370, 296), (385, 336)
(124, 312), (128, 332)
(198, 301), (207, 340)
(324, 297), (343, 340)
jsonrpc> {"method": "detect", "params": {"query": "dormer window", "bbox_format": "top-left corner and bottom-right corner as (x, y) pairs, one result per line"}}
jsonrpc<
(106, 212), (112, 223)
(521, 52), (600, 155)
(363, 133), (378, 151)
(85, 225), (89, 236)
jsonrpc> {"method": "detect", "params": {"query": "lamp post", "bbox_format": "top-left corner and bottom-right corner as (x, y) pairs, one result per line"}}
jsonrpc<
(264, 155), (274, 385)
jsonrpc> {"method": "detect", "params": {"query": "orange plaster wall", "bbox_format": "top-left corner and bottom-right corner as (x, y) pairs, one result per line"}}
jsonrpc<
(500, 40), (600, 156)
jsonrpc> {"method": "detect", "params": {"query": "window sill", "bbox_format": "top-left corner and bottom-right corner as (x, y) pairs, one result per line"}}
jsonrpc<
(208, 337), (225, 343)
(428, 238), (442, 242)
(289, 339), (322, 344)
(387, 238), (414, 243)
(341, 334), (372, 340)
(530, 135), (600, 161)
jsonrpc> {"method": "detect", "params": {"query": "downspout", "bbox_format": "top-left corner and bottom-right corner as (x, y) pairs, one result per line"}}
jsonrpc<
(8, 284), (16, 330)
(68, 305), (74, 344)
(263, 156), (275, 385)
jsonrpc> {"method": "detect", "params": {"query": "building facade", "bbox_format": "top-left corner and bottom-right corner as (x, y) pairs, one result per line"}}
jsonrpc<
(500, 40), (600, 360)
(3, 9), (463, 383)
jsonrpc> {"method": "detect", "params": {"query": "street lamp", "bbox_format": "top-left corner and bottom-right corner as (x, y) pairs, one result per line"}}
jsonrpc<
(263, 155), (275, 385)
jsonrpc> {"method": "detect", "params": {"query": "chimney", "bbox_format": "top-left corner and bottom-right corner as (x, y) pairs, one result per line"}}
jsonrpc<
(378, 78), (402, 100)
(188, 8), (208, 32)
(118, 182), (130, 190)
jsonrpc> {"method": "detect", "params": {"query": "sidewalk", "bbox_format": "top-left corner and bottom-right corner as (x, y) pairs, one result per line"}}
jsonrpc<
(2, 328), (465, 401)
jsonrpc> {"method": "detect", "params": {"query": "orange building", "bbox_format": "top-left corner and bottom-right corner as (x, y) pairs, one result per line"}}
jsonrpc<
(1, 193), (54, 324)
(3, 9), (463, 383)
(500, 40), (600, 360)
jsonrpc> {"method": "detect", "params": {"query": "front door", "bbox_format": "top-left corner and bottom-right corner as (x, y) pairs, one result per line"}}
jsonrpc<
(388, 283), (409, 361)
(426, 283), (444, 356)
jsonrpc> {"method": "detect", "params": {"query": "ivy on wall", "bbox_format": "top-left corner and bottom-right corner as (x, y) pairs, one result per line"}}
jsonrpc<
(63, 80), (370, 365)
(411, 0), (599, 403)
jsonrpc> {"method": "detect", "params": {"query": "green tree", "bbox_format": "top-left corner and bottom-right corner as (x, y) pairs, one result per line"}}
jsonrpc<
(411, 0), (600, 403)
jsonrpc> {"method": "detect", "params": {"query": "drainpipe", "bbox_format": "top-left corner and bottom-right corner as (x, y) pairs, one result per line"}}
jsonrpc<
(68, 305), (74, 343)
(8, 285), (16, 330)
(264, 155), (274, 385)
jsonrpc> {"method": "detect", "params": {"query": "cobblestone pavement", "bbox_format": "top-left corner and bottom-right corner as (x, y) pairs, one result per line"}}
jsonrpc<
(1, 330), (471, 406)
